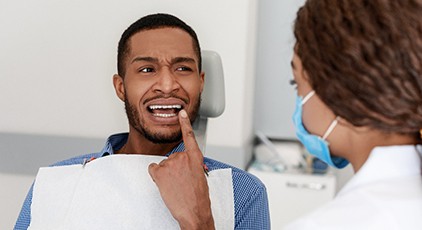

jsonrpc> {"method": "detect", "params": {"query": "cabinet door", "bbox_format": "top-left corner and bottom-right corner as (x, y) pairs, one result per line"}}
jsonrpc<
(248, 168), (336, 228)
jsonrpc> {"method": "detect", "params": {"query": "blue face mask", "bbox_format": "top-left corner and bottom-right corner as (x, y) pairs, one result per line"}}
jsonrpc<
(292, 91), (349, 168)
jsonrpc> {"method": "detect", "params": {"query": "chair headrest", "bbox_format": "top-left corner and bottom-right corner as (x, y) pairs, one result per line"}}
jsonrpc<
(199, 50), (225, 118)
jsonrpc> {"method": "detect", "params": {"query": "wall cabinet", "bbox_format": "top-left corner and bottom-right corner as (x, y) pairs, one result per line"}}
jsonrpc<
(248, 167), (336, 228)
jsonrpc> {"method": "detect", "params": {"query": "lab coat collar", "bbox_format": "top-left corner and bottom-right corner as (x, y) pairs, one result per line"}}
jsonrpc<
(337, 145), (422, 196)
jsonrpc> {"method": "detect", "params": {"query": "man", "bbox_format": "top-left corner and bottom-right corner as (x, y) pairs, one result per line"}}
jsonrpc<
(15, 13), (270, 229)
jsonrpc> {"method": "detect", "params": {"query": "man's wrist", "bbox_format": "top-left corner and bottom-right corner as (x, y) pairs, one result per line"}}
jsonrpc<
(178, 212), (215, 230)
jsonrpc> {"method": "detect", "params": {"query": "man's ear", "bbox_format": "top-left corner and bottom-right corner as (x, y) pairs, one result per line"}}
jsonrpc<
(113, 74), (125, 101)
(199, 71), (205, 93)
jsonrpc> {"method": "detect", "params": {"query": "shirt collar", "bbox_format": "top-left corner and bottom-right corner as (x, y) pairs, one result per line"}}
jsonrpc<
(99, 133), (186, 157)
(337, 145), (422, 196)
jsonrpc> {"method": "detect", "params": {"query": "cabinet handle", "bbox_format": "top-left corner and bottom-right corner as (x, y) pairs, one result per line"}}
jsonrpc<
(286, 182), (326, 190)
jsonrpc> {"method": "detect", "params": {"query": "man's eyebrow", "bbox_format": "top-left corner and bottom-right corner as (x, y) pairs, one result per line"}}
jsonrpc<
(131, 56), (158, 64)
(171, 57), (196, 65)
(291, 60), (296, 70)
(130, 56), (196, 65)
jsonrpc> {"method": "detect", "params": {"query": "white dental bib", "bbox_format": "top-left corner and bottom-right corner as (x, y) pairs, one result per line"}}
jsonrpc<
(29, 155), (234, 230)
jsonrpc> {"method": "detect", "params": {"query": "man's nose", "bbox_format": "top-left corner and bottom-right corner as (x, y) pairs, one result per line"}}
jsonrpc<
(152, 68), (180, 94)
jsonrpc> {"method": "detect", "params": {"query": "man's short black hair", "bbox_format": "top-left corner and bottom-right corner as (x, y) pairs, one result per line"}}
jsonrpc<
(117, 13), (202, 77)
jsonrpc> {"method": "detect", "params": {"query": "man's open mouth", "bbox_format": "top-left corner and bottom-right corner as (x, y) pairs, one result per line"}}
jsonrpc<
(147, 104), (183, 118)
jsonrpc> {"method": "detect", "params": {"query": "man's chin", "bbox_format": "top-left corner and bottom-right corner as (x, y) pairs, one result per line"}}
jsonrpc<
(143, 131), (182, 144)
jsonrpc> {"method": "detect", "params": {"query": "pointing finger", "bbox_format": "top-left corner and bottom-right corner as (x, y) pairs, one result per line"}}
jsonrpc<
(179, 110), (203, 162)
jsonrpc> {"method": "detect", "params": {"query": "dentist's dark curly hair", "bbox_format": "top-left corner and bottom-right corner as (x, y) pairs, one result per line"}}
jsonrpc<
(294, 0), (422, 137)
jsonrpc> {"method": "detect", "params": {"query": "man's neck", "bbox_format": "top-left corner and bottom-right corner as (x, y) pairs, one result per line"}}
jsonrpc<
(116, 131), (181, 156)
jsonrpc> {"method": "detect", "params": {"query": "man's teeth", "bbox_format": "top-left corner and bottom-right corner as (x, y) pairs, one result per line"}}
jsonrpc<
(149, 105), (182, 110)
(149, 104), (182, 118)
(153, 113), (177, 118)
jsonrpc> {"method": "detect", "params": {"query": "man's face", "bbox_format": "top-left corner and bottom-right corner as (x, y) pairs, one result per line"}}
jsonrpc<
(114, 27), (204, 144)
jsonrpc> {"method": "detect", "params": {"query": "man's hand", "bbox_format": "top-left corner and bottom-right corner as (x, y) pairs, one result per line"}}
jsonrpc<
(148, 110), (215, 230)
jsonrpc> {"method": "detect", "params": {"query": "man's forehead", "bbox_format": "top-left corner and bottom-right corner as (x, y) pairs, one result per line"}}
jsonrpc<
(129, 28), (194, 48)
(127, 28), (197, 60)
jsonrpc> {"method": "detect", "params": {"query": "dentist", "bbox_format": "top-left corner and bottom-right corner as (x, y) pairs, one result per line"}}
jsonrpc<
(285, 0), (422, 229)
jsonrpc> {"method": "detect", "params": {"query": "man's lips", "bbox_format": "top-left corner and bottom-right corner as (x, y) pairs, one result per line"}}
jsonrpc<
(143, 95), (188, 105)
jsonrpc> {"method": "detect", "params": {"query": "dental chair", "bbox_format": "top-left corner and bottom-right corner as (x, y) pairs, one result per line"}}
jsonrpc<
(193, 50), (225, 153)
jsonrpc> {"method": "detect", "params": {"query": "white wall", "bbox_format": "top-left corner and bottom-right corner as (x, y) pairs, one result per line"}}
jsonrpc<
(0, 1), (258, 228)
(0, 1), (353, 229)
(254, 0), (306, 140)
(0, 0), (258, 162)
(0, 173), (34, 229)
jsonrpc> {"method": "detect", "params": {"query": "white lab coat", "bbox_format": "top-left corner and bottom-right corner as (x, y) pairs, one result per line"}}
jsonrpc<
(284, 145), (422, 230)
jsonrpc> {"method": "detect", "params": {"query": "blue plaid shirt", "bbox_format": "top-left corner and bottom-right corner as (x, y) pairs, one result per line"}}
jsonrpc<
(14, 133), (270, 229)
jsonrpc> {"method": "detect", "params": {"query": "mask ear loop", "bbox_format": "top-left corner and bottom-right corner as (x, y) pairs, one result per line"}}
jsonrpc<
(301, 91), (315, 105)
(322, 117), (340, 140)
